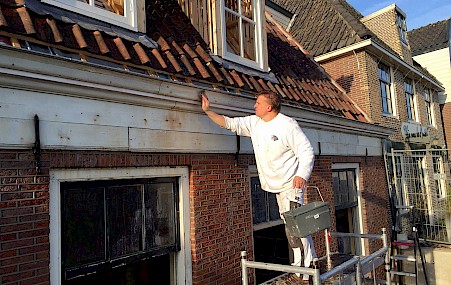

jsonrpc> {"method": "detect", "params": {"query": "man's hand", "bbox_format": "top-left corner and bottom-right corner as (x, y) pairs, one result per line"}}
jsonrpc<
(201, 92), (210, 113)
(199, 91), (226, 127)
(293, 176), (306, 190)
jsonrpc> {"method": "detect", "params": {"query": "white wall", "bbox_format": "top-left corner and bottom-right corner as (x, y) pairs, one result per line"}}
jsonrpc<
(413, 47), (451, 103)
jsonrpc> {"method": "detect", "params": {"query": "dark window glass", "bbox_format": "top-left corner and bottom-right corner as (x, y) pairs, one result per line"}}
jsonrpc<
(62, 186), (106, 269)
(251, 176), (280, 225)
(61, 178), (179, 280)
(378, 63), (393, 115)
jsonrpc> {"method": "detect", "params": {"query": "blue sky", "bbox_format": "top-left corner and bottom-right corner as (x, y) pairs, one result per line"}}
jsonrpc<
(347, 0), (451, 30)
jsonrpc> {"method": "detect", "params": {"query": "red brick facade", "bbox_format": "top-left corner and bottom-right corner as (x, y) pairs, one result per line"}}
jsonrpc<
(321, 51), (445, 147)
(441, 102), (451, 149)
(1, 150), (390, 284)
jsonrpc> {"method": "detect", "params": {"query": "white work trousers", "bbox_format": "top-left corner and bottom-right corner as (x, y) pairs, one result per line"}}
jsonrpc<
(276, 188), (317, 270)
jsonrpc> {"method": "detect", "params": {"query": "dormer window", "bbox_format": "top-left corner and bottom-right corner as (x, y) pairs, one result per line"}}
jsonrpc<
(220, 0), (266, 70)
(396, 12), (407, 45)
(42, 0), (137, 30)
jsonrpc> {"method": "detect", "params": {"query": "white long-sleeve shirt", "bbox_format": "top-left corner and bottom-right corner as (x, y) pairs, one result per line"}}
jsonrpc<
(224, 113), (314, 193)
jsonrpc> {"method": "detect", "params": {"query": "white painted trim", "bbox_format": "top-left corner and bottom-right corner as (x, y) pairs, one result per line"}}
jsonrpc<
(331, 163), (365, 256)
(42, 0), (138, 31)
(389, 64), (397, 117)
(220, 0), (265, 71)
(314, 39), (373, 62)
(314, 40), (445, 91)
(360, 4), (405, 22)
(49, 167), (192, 285)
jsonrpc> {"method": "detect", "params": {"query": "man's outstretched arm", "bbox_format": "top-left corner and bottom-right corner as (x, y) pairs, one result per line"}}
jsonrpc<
(201, 93), (226, 128)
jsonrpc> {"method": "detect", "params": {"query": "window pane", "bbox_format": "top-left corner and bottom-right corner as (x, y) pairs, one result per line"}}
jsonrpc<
(243, 20), (256, 60)
(404, 79), (415, 120)
(347, 170), (357, 202)
(108, 185), (143, 258)
(62, 187), (106, 269)
(93, 0), (124, 16)
(251, 177), (266, 224)
(225, 10), (240, 56)
(268, 192), (280, 221)
(225, 0), (238, 12)
(381, 82), (388, 113)
(332, 172), (340, 205)
(241, 0), (253, 21)
(144, 182), (177, 248)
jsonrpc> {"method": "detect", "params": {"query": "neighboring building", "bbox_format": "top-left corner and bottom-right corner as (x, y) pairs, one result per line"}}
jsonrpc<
(273, 0), (448, 243)
(409, 18), (451, 148)
(0, 0), (393, 284)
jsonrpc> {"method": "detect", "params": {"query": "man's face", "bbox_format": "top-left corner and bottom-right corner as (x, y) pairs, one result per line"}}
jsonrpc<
(254, 95), (272, 118)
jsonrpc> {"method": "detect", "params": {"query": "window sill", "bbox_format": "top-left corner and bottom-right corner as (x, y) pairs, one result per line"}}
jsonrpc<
(253, 219), (283, 231)
(382, 113), (397, 119)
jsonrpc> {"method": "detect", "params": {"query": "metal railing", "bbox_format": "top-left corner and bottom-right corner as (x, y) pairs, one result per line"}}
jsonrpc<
(241, 228), (389, 285)
(387, 148), (451, 243)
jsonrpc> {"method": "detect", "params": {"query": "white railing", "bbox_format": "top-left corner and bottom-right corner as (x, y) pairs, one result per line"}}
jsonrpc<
(241, 228), (389, 285)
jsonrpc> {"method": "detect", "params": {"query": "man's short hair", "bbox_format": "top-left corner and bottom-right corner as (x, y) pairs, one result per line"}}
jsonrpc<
(256, 90), (281, 113)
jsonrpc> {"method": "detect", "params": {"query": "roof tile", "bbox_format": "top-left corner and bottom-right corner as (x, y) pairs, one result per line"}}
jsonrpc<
(180, 54), (196, 75)
(192, 57), (210, 78)
(114, 37), (131, 60)
(94, 31), (110, 54)
(229, 70), (245, 87)
(165, 50), (182, 72)
(131, 43), (148, 64)
(0, 0), (369, 122)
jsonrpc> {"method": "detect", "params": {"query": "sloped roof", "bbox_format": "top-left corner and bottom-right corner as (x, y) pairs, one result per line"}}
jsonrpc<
(0, 0), (367, 122)
(271, 0), (372, 57)
(408, 18), (450, 56)
(272, 0), (443, 88)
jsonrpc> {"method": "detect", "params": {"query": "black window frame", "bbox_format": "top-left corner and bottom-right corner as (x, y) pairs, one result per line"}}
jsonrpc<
(332, 169), (358, 211)
(250, 176), (280, 225)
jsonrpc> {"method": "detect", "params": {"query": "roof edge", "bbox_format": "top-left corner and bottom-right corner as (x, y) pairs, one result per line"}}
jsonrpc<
(314, 39), (445, 91)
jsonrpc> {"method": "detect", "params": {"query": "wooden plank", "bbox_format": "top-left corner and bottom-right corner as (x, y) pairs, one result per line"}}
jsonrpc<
(129, 128), (240, 153)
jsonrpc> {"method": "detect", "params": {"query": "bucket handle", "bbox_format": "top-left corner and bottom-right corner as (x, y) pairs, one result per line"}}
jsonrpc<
(306, 186), (324, 202)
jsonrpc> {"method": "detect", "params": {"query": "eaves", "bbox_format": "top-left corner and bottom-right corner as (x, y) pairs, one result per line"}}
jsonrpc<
(0, 44), (392, 139)
(314, 39), (445, 92)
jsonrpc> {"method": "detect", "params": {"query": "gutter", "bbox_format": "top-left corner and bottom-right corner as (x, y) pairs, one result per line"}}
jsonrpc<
(314, 39), (445, 91)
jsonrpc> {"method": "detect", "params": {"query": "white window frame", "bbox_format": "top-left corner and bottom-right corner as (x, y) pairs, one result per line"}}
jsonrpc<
(220, 0), (265, 70)
(332, 163), (365, 256)
(404, 78), (418, 122)
(49, 167), (192, 285)
(378, 63), (396, 117)
(432, 155), (447, 199)
(42, 0), (137, 31)
(424, 88), (435, 127)
(390, 154), (409, 214)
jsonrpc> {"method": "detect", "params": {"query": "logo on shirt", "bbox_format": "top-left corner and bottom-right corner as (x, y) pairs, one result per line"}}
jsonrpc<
(271, 135), (279, 141)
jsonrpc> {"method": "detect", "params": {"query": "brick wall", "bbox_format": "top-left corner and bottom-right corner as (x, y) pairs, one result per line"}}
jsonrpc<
(1, 150), (390, 284)
(362, 8), (413, 64)
(321, 51), (446, 147)
(321, 51), (372, 116)
(441, 102), (451, 149)
(330, 156), (391, 252)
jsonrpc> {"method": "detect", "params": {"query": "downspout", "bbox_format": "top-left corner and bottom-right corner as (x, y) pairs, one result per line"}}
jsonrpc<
(32, 114), (41, 174)
(235, 134), (240, 166)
